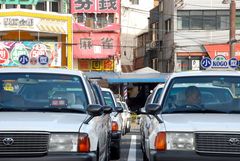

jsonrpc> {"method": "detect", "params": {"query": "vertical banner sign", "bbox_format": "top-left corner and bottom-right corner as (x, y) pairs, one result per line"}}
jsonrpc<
(0, 41), (61, 67)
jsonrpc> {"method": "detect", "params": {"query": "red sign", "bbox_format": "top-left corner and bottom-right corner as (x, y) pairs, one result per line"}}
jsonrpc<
(30, 44), (47, 58)
(71, 0), (120, 13)
(73, 33), (120, 59)
(204, 44), (240, 60)
(0, 45), (9, 64)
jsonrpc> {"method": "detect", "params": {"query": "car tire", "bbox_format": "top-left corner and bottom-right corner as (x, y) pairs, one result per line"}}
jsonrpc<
(110, 141), (121, 160)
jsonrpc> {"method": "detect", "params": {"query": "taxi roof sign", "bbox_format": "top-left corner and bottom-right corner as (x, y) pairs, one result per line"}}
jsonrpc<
(201, 55), (239, 70)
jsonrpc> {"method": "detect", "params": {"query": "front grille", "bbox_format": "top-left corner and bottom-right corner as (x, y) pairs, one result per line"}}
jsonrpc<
(0, 132), (49, 155)
(195, 133), (240, 154)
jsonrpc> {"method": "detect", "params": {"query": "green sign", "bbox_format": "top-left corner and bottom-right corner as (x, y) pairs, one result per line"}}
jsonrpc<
(0, 0), (38, 5)
(11, 44), (28, 65)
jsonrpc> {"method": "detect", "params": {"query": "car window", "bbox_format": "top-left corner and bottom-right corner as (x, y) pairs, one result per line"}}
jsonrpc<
(152, 88), (163, 103)
(162, 76), (239, 114)
(0, 73), (88, 112)
(102, 91), (116, 108)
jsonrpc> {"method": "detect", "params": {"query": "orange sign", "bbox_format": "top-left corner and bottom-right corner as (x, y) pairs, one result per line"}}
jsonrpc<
(204, 44), (240, 60)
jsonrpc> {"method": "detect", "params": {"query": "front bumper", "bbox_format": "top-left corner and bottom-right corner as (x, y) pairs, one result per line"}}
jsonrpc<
(0, 152), (97, 161)
(150, 150), (240, 161)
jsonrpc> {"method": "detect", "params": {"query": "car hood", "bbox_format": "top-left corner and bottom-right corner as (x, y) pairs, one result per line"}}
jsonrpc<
(0, 112), (88, 132)
(162, 114), (240, 132)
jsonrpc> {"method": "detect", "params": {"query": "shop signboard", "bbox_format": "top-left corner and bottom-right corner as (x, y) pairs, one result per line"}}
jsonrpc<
(74, 32), (120, 59)
(79, 59), (114, 71)
(201, 55), (239, 69)
(71, 0), (120, 13)
(0, 17), (67, 34)
(204, 44), (240, 60)
(0, 41), (62, 67)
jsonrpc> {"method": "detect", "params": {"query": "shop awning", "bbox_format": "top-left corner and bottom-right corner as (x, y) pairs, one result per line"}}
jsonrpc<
(85, 72), (170, 84)
(204, 43), (240, 60)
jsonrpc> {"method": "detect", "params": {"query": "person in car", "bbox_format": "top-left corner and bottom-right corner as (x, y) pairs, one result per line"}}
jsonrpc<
(185, 86), (202, 105)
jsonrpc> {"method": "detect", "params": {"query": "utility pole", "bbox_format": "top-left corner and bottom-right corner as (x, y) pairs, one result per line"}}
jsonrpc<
(230, 0), (236, 58)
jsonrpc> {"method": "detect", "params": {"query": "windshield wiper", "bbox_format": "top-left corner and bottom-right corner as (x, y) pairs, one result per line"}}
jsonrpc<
(26, 107), (86, 113)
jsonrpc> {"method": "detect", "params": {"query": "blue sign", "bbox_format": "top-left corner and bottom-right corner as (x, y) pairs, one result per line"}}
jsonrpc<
(229, 58), (239, 69)
(18, 55), (29, 65)
(38, 55), (48, 65)
(201, 57), (211, 68)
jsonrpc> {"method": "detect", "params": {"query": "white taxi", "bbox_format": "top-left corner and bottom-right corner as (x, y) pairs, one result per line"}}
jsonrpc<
(0, 68), (111, 161)
(143, 71), (240, 161)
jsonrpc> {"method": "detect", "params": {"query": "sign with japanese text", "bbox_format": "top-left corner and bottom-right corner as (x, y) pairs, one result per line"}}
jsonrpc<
(0, 17), (67, 34)
(79, 59), (114, 71)
(73, 33), (120, 59)
(0, 41), (61, 67)
(71, 0), (120, 13)
(204, 44), (240, 60)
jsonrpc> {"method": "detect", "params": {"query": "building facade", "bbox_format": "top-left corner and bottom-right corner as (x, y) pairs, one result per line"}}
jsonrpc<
(0, 0), (73, 68)
(121, 0), (155, 72)
(148, 0), (240, 72)
(72, 0), (121, 72)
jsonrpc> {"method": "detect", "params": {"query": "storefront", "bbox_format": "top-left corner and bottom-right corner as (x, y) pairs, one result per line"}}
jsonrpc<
(176, 52), (207, 71)
(0, 10), (73, 69)
(72, 0), (121, 72)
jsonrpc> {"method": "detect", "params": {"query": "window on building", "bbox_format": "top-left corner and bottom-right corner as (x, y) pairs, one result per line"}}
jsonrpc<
(190, 11), (203, 30)
(178, 10), (232, 30)
(50, 0), (60, 12)
(20, 5), (32, 9)
(152, 23), (156, 41)
(236, 11), (240, 29)
(152, 58), (158, 70)
(165, 19), (171, 33)
(203, 11), (217, 30)
(217, 11), (229, 30)
(36, 1), (47, 11)
(6, 4), (17, 9)
(177, 11), (190, 30)
(75, 13), (115, 29)
(130, 0), (139, 5)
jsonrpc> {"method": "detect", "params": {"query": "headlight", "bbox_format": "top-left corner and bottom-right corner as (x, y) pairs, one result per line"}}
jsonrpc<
(49, 133), (78, 152)
(167, 133), (194, 150)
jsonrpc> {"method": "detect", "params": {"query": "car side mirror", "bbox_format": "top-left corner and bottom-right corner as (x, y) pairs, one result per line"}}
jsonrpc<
(145, 103), (163, 123)
(103, 105), (113, 114)
(87, 104), (103, 117)
(145, 103), (162, 115)
(115, 106), (123, 113)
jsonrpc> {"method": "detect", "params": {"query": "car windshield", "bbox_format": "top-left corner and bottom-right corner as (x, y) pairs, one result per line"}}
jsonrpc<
(162, 76), (240, 114)
(0, 73), (88, 113)
(102, 91), (116, 108)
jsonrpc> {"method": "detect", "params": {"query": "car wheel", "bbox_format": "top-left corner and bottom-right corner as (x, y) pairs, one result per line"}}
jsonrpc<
(110, 141), (121, 160)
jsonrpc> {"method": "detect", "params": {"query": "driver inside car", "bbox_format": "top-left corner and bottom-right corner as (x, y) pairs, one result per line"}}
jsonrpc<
(185, 86), (202, 106)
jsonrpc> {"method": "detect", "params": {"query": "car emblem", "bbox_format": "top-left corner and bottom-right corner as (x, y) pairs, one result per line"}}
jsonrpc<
(228, 138), (240, 146)
(2, 138), (14, 146)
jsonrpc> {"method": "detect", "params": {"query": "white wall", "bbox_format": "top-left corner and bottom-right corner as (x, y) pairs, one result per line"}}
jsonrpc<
(175, 0), (240, 52)
(121, 0), (154, 66)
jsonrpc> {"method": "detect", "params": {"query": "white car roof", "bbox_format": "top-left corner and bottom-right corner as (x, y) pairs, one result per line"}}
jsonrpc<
(170, 70), (240, 79)
(0, 68), (84, 77)
(101, 87), (113, 92)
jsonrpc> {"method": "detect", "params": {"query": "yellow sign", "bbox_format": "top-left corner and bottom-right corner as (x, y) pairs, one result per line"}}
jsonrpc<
(3, 83), (14, 92)
(79, 59), (114, 71)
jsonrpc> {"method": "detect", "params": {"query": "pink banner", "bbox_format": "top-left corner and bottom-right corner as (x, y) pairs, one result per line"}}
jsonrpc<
(73, 33), (120, 59)
(71, 0), (120, 13)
